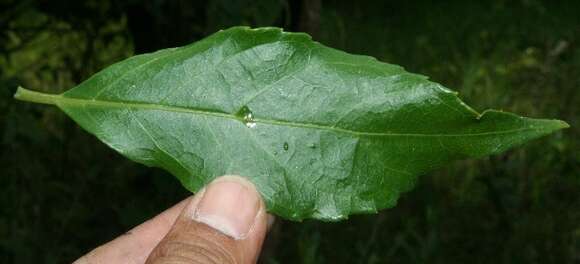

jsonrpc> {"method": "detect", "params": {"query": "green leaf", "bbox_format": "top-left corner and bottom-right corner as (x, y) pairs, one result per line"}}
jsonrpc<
(14, 27), (568, 221)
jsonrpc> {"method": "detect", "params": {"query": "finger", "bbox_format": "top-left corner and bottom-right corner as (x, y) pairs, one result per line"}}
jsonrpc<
(146, 175), (268, 264)
(73, 197), (191, 264)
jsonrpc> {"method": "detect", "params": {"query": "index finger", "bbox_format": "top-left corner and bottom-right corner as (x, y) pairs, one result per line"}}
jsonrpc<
(73, 196), (192, 264)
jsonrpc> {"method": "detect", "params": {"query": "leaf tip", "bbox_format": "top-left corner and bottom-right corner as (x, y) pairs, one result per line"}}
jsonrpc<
(528, 116), (570, 131)
(558, 120), (570, 129)
(548, 119), (570, 130)
(522, 118), (570, 143)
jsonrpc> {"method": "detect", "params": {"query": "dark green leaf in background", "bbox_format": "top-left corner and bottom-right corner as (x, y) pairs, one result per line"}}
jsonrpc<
(14, 27), (568, 221)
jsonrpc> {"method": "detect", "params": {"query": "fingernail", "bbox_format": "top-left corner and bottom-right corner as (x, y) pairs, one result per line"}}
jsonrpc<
(193, 175), (261, 240)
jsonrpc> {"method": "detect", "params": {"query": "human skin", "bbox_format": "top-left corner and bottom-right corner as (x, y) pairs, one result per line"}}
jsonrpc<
(73, 175), (270, 264)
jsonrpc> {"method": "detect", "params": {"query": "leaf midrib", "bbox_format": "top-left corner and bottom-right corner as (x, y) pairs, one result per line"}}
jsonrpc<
(15, 87), (549, 138)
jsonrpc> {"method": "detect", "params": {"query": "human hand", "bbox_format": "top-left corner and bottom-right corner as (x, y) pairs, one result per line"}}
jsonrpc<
(74, 175), (270, 264)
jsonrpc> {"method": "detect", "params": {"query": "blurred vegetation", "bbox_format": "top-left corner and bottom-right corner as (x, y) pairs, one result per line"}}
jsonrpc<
(1, 0), (579, 263)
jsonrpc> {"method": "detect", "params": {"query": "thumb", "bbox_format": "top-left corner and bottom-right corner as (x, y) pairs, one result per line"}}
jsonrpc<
(146, 175), (268, 264)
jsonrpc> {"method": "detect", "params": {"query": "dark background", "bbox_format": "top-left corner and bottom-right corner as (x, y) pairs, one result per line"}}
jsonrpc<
(1, 0), (579, 263)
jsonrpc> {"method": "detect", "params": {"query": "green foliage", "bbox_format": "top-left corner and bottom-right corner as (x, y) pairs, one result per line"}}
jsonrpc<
(2, 0), (579, 263)
(15, 27), (567, 221)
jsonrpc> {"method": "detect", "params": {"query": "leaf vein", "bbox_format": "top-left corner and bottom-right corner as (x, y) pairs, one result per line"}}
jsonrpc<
(52, 95), (544, 138)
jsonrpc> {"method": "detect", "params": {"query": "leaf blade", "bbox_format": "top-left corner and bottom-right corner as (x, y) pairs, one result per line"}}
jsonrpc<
(14, 27), (569, 221)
